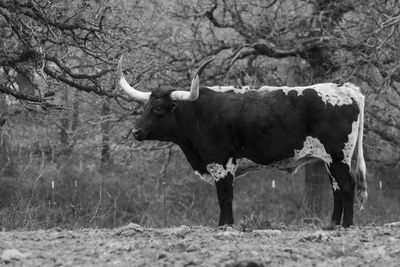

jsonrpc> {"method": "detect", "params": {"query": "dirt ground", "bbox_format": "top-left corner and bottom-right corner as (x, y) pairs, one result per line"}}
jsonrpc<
(1, 223), (400, 266)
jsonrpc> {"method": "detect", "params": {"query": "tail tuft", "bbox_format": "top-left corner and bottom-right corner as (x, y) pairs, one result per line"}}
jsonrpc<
(355, 164), (367, 210)
(355, 96), (367, 210)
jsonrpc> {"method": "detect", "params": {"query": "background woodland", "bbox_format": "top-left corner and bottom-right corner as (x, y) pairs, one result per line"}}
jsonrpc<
(1, 0), (400, 229)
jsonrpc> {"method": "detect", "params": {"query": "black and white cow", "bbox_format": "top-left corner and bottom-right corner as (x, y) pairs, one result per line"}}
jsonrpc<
(117, 57), (367, 228)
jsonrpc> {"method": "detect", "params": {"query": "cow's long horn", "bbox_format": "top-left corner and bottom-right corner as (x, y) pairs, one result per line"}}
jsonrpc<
(170, 57), (215, 101)
(117, 56), (151, 101)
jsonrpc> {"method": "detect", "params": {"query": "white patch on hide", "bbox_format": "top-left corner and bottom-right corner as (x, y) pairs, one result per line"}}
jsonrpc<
(226, 158), (238, 175)
(332, 178), (340, 191)
(259, 83), (363, 107)
(208, 83), (364, 109)
(325, 164), (340, 192)
(207, 86), (252, 94)
(194, 171), (214, 185)
(206, 158), (238, 182)
(207, 83), (365, 111)
(294, 136), (332, 165)
(342, 117), (360, 167)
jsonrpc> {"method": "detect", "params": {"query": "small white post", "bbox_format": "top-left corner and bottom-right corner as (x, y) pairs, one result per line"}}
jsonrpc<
(162, 181), (167, 227)
(271, 179), (276, 204)
(72, 179), (78, 217)
(51, 180), (56, 207)
(379, 180), (382, 190)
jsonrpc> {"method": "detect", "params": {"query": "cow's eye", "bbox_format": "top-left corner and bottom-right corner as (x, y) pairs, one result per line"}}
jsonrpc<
(153, 106), (164, 115)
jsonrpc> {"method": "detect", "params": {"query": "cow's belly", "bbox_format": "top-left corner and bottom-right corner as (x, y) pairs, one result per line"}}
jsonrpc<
(235, 157), (318, 178)
(194, 135), (334, 184)
(194, 156), (320, 185)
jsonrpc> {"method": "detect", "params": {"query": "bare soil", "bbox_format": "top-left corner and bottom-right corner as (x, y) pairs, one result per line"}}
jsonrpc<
(1, 223), (400, 266)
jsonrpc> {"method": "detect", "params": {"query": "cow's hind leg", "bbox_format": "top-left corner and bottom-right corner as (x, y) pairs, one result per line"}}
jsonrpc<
(330, 185), (343, 226)
(215, 174), (234, 226)
(328, 161), (355, 228)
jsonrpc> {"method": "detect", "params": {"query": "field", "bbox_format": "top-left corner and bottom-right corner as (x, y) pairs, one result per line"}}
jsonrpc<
(2, 223), (400, 266)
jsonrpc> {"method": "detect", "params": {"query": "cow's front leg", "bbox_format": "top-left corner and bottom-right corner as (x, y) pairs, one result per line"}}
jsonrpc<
(328, 162), (355, 228)
(215, 173), (234, 226)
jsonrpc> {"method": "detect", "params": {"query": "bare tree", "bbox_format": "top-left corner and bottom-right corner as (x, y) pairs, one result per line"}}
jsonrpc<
(0, 0), (163, 108)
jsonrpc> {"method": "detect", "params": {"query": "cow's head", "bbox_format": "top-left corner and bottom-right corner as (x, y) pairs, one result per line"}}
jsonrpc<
(117, 56), (214, 141)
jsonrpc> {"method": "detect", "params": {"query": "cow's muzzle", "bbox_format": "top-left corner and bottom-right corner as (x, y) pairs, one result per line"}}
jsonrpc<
(132, 128), (146, 141)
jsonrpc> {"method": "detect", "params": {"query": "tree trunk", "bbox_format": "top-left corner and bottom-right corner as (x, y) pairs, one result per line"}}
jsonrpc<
(100, 99), (112, 169)
(59, 88), (71, 156)
(304, 161), (329, 217)
(0, 95), (16, 177)
(71, 90), (79, 136)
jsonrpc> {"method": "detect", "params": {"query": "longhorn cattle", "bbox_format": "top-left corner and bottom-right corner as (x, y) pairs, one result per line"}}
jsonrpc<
(117, 56), (367, 228)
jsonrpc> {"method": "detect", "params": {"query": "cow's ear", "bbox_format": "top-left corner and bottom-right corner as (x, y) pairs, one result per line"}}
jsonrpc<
(170, 102), (176, 111)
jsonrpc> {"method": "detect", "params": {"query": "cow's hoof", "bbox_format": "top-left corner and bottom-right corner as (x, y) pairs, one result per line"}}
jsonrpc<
(321, 223), (341, 231)
(342, 224), (356, 230)
(217, 224), (234, 231)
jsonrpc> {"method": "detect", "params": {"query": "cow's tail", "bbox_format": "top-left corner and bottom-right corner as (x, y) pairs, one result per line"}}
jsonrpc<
(355, 96), (367, 210)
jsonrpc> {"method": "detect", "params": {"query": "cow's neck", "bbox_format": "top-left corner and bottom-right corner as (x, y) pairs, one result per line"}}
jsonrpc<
(171, 91), (243, 166)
